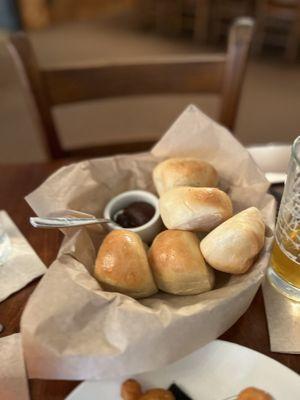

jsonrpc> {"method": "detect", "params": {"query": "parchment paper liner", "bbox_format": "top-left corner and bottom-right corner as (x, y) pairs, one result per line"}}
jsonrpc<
(21, 105), (276, 380)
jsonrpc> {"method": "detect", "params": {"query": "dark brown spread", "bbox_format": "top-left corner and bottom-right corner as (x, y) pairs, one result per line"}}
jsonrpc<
(114, 201), (155, 228)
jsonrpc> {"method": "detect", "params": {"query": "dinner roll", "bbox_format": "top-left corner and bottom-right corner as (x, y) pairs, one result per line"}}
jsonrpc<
(237, 387), (273, 400)
(159, 187), (233, 232)
(94, 230), (157, 298)
(153, 157), (218, 196)
(149, 230), (214, 295)
(200, 207), (265, 274)
(121, 379), (142, 400)
(139, 389), (175, 400)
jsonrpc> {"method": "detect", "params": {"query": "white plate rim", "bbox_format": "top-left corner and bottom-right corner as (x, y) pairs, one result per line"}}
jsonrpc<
(67, 339), (300, 399)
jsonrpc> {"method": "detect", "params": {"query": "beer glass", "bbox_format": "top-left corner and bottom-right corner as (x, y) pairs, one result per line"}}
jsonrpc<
(268, 136), (300, 301)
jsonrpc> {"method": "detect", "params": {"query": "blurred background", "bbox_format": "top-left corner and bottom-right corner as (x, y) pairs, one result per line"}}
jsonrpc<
(0, 0), (300, 163)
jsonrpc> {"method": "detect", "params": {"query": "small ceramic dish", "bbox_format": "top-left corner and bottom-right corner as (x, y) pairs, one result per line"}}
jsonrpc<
(103, 190), (162, 243)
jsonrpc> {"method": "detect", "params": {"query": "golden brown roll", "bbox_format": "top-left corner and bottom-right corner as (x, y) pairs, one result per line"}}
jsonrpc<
(121, 379), (143, 400)
(149, 230), (215, 295)
(200, 207), (265, 274)
(237, 387), (273, 400)
(94, 230), (157, 298)
(139, 389), (175, 400)
(153, 157), (218, 196)
(159, 187), (233, 232)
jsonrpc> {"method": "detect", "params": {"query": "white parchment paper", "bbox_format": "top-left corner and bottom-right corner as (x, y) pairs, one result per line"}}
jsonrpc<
(263, 279), (300, 354)
(0, 211), (46, 302)
(21, 105), (276, 380)
(0, 333), (30, 400)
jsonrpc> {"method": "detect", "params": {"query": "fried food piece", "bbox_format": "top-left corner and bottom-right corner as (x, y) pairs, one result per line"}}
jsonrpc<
(139, 388), (175, 400)
(238, 387), (273, 400)
(121, 379), (143, 400)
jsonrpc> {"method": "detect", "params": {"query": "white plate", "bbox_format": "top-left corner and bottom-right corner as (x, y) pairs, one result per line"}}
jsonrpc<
(247, 144), (291, 174)
(247, 144), (290, 184)
(67, 340), (300, 400)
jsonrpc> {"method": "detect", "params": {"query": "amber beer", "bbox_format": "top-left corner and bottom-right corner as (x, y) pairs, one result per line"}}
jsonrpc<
(271, 231), (300, 289)
(268, 136), (300, 300)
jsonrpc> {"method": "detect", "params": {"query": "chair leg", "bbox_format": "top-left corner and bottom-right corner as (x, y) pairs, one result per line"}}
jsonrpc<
(155, 0), (183, 36)
(211, 17), (223, 44)
(253, 19), (266, 56)
(285, 20), (300, 62)
(134, 0), (155, 29)
(193, 0), (210, 43)
(252, 0), (267, 56)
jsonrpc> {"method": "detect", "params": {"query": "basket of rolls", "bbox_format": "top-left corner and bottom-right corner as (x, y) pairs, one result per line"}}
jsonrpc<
(21, 105), (276, 381)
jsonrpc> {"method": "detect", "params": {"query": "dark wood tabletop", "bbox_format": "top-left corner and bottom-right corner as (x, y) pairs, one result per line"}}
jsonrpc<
(0, 162), (299, 400)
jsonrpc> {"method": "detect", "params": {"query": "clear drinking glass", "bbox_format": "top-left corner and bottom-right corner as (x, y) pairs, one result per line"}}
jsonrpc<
(268, 136), (300, 301)
(0, 226), (11, 266)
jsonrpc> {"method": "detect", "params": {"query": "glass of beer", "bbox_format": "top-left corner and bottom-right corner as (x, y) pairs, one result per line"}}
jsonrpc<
(268, 136), (300, 301)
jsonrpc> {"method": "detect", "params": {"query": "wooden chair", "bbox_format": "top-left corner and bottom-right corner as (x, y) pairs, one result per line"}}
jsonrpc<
(155, 0), (183, 35)
(255, 0), (300, 61)
(181, 0), (210, 39)
(135, 0), (183, 35)
(134, 0), (156, 29)
(208, 0), (255, 44)
(7, 17), (254, 160)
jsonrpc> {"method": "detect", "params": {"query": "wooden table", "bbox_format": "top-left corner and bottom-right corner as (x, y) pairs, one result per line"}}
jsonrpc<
(0, 162), (299, 400)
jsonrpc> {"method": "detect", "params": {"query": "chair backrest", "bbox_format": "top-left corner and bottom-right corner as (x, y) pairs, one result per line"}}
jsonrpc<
(7, 17), (254, 159)
(258, 0), (300, 15)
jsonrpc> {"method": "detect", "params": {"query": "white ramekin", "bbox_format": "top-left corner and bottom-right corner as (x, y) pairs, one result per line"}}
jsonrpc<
(103, 190), (162, 243)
